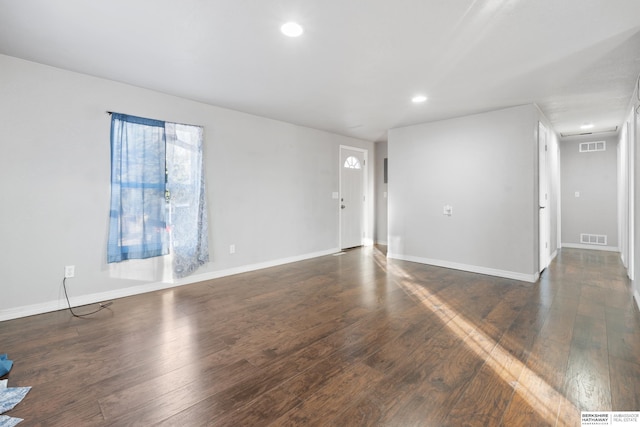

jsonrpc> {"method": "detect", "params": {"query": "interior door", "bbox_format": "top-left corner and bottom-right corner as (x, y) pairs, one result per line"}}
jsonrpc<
(340, 147), (365, 249)
(539, 122), (550, 272)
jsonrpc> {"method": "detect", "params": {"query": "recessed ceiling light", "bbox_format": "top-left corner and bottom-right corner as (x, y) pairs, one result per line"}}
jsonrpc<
(412, 95), (427, 103)
(580, 123), (594, 130)
(281, 22), (303, 37)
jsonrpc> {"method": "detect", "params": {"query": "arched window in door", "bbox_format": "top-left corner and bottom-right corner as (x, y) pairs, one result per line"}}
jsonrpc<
(343, 156), (361, 169)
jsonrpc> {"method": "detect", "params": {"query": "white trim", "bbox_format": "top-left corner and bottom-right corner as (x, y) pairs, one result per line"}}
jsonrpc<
(561, 243), (620, 252)
(634, 288), (640, 313)
(553, 134), (562, 268)
(539, 121), (551, 273)
(387, 252), (539, 283)
(550, 249), (558, 261)
(629, 106), (635, 281)
(0, 248), (339, 322)
(376, 240), (388, 245)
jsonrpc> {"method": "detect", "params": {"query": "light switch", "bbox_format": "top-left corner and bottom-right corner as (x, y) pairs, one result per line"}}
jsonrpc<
(443, 205), (453, 216)
(575, 191), (580, 198)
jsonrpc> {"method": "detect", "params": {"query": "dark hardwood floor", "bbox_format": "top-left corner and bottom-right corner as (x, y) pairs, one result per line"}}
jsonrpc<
(2, 246), (639, 426)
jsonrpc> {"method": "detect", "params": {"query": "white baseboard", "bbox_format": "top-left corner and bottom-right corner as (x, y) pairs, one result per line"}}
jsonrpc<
(375, 240), (388, 246)
(387, 252), (538, 283)
(0, 248), (339, 322)
(561, 243), (620, 252)
(635, 289), (640, 313)
(174, 247), (339, 286)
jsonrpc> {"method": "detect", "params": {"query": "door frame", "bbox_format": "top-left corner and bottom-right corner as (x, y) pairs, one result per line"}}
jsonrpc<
(339, 145), (369, 250)
(538, 122), (551, 273)
(628, 108), (635, 280)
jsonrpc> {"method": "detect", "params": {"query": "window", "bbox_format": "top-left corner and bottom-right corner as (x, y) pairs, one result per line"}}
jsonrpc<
(107, 114), (167, 262)
(108, 113), (209, 278)
(344, 156), (361, 169)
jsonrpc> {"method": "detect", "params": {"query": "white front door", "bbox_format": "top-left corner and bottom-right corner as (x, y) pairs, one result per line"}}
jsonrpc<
(539, 122), (550, 272)
(340, 147), (365, 249)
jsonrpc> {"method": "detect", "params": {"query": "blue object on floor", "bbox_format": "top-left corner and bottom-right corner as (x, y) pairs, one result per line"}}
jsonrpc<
(0, 356), (11, 377)
(0, 414), (23, 427)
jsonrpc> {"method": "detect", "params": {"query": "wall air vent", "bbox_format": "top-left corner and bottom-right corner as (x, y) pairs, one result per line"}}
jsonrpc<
(579, 141), (606, 153)
(580, 233), (607, 245)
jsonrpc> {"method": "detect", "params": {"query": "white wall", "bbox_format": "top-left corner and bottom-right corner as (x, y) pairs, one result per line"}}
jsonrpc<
(0, 54), (374, 320)
(616, 74), (639, 311)
(549, 129), (561, 257)
(616, 87), (638, 309)
(388, 104), (541, 282)
(375, 141), (388, 245)
(560, 135), (619, 250)
(630, 77), (640, 309)
(618, 122), (630, 270)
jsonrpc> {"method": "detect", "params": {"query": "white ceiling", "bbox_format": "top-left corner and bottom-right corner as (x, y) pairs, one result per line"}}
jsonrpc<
(1, 0), (640, 142)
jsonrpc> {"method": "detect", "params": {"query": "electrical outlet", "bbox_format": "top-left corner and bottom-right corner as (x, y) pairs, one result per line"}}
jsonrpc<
(64, 265), (75, 278)
(229, 244), (236, 254)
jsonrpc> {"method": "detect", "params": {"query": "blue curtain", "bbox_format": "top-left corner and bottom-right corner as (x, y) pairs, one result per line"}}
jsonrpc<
(165, 123), (209, 278)
(108, 114), (169, 262)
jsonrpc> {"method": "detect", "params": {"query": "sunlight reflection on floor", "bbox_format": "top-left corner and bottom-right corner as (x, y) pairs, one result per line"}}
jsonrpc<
(372, 246), (578, 426)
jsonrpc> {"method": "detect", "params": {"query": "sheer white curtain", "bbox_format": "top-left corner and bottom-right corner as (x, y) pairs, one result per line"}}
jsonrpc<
(165, 123), (209, 278)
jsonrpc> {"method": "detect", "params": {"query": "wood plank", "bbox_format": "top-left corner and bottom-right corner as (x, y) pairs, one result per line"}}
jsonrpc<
(1, 246), (638, 425)
(563, 314), (611, 412)
(442, 287), (533, 426)
(609, 356), (640, 410)
(501, 291), (579, 426)
(270, 362), (385, 426)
